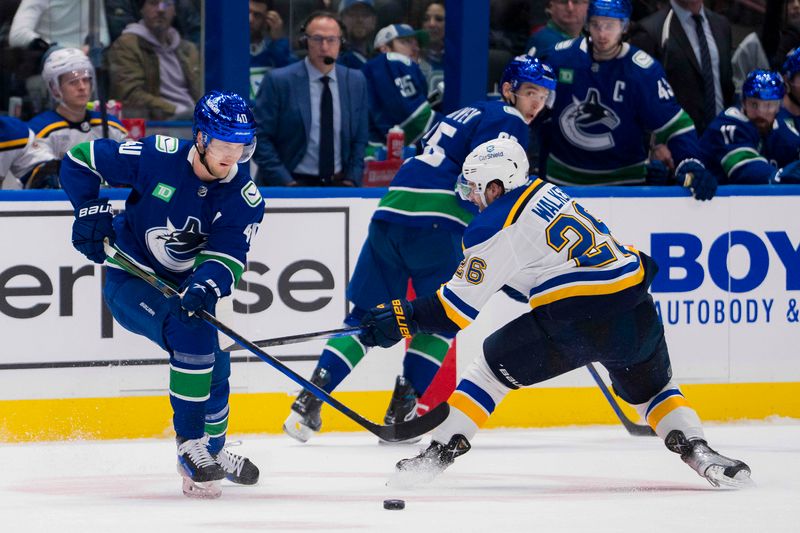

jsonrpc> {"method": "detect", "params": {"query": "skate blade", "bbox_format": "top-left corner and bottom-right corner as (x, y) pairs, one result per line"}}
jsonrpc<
(283, 412), (316, 443)
(704, 465), (756, 489)
(181, 477), (222, 499)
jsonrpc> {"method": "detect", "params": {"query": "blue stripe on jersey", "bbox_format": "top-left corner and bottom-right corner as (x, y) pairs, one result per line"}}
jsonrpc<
(645, 388), (684, 418)
(456, 379), (496, 413)
(441, 285), (479, 320)
(529, 255), (642, 297)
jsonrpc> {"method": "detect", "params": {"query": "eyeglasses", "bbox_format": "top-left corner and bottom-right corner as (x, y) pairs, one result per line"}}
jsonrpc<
(305, 34), (342, 45)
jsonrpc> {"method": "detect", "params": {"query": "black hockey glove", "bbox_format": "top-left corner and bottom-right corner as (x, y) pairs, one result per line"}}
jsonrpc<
(676, 159), (717, 201)
(359, 299), (418, 348)
(772, 160), (800, 184)
(645, 159), (670, 186)
(169, 278), (220, 327)
(24, 160), (61, 189)
(71, 198), (115, 263)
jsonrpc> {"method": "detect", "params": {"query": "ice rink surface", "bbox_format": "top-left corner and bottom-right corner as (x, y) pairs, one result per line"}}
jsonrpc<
(2, 421), (798, 533)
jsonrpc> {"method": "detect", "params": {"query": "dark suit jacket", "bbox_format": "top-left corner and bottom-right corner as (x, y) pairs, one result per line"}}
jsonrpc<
(252, 60), (369, 186)
(629, 7), (734, 134)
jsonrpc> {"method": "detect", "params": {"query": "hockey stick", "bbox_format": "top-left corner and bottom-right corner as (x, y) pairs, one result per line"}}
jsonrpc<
(103, 242), (449, 442)
(585, 363), (656, 437)
(222, 326), (362, 352)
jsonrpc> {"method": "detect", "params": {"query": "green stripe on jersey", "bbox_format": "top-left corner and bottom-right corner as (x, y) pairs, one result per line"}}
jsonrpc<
(377, 189), (474, 226)
(326, 335), (367, 369)
(169, 366), (213, 402)
(721, 147), (764, 177)
(653, 110), (695, 145)
(401, 102), (435, 144)
(546, 155), (646, 185)
(195, 252), (245, 285)
(68, 141), (96, 170)
(408, 333), (452, 363)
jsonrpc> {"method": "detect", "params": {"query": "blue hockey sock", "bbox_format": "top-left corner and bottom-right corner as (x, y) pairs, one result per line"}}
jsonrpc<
(316, 335), (369, 392)
(402, 333), (453, 395)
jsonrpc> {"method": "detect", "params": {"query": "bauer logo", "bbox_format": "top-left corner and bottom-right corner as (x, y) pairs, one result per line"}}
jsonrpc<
(152, 183), (176, 202)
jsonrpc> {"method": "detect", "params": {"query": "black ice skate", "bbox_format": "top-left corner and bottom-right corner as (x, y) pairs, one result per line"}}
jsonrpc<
(393, 434), (471, 485)
(283, 367), (330, 443)
(214, 443), (259, 485)
(665, 430), (753, 488)
(381, 375), (421, 444)
(176, 435), (225, 499)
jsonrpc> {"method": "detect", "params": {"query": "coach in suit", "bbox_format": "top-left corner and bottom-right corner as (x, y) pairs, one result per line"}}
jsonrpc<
(629, 0), (734, 134)
(253, 11), (369, 186)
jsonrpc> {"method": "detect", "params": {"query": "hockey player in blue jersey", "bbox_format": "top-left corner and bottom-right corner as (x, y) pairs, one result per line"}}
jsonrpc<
(28, 48), (127, 182)
(780, 47), (800, 133)
(283, 55), (557, 444)
(700, 70), (800, 184)
(541, 0), (717, 200)
(358, 137), (752, 489)
(59, 91), (265, 499)
(362, 24), (438, 145)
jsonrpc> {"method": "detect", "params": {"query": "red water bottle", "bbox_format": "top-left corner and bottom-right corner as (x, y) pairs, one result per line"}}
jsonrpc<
(387, 125), (405, 160)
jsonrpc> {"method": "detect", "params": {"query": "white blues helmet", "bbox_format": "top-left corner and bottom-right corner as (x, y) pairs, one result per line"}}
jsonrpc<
(458, 138), (530, 205)
(41, 47), (95, 100)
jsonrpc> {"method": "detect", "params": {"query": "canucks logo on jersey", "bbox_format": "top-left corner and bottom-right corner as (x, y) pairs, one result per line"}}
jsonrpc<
(145, 216), (208, 272)
(558, 88), (621, 151)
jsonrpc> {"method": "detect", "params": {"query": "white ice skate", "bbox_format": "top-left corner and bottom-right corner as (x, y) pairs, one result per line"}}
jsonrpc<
(666, 430), (754, 489)
(177, 436), (225, 499)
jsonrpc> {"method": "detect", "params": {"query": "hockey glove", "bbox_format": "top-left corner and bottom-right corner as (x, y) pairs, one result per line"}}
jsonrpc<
(772, 160), (800, 184)
(676, 159), (717, 201)
(359, 299), (419, 348)
(169, 278), (220, 327)
(24, 160), (61, 189)
(645, 159), (670, 186)
(71, 198), (115, 263)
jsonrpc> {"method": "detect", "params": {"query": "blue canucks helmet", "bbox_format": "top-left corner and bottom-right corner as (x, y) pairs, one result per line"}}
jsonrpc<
(500, 55), (557, 93)
(587, 0), (632, 20)
(742, 70), (785, 100)
(782, 47), (800, 80)
(193, 90), (256, 162)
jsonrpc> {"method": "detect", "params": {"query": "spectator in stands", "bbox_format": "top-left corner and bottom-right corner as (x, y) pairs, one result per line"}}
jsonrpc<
(363, 24), (437, 145)
(419, 1), (445, 95)
(0, 116), (59, 189)
(338, 0), (378, 70)
(28, 48), (128, 163)
(780, 47), (800, 131)
(106, 0), (200, 45)
(776, 0), (800, 68)
(250, 0), (295, 69)
(700, 70), (800, 184)
(108, 0), (201, 120)
(249, 0), (297, 101)
(9, 0), (110, 51)
(541, 0), (717, 201)
(526, 0), (588, 58)
(629, 0), (734, 134)
(252, 11), (368, 186)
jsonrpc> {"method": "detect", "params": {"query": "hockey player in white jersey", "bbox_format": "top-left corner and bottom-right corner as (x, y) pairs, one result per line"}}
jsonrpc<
(0, 116), (59, 189)
(358, 138), (752, 489)
(28, 48), (128, 179)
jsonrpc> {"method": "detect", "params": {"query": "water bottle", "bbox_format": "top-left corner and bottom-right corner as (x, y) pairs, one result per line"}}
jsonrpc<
(386, 126), (405, 160)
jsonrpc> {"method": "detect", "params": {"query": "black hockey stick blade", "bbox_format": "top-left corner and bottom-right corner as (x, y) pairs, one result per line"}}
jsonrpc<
(586, 363), (656, 437)
(222, 326), (363, 352)
(104, 242), (448, 442)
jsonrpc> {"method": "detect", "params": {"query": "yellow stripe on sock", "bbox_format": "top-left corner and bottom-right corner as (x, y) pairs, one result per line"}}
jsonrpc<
(449, 391), (489, 427)
(647, 395), (691, 428)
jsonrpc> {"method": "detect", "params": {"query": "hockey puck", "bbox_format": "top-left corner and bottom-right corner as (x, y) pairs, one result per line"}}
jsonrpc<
(383, 499), (405, 510)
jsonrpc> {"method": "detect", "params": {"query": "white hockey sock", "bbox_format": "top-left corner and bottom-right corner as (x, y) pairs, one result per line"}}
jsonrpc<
(633, 380), (704, 441)
(432, 353), (511, 444)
